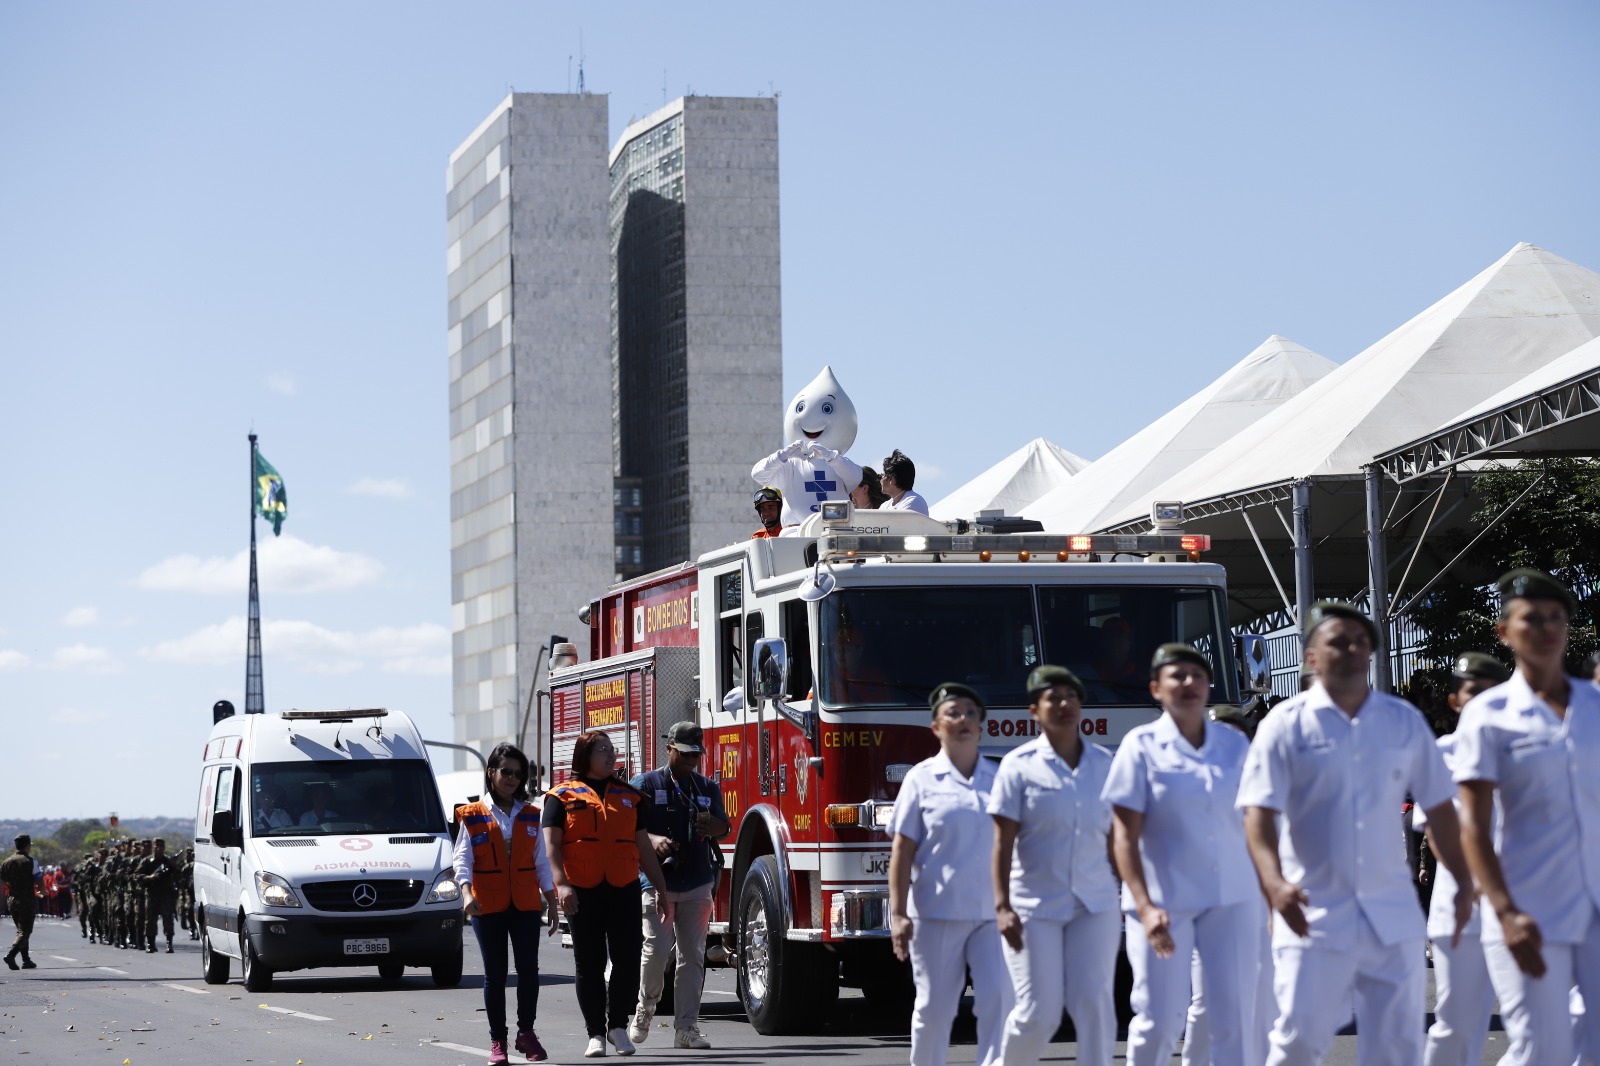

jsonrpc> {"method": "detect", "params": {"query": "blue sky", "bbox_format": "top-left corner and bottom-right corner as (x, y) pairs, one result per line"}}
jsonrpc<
(2, 2), (1596, 819)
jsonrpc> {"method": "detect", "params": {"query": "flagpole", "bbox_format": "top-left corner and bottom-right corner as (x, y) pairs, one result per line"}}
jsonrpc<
(246, 434), (265, 714)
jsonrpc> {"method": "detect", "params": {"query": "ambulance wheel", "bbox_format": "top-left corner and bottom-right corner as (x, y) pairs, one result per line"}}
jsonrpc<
(430, 944), (463, 988)
(378, 960), (405, 983)
(241, 933), (272, 992)
(201, 927), (229, 985)
(736, 856), (835, 1034)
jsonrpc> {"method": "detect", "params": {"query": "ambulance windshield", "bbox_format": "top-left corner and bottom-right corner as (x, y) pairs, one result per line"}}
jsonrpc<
(817, 584), (1236, 710)
(248, 759), (447, 837)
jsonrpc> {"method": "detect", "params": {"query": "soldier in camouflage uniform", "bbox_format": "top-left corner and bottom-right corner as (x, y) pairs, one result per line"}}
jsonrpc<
(77, 851), (96, 941)
(142, 838), (177, 953)
(107, 842), (129, 948)
(89, 847), (109, 943)
(129, 840), (152, 951)
(179, 847), (198, 939)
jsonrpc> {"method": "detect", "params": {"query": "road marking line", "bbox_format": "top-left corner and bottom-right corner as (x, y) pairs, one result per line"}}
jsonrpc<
(161, 983), (210, 995)
(259, 1005), (333, 1022)
(703, 989), (740, 997)
(96, 966), (130, 975)
(429, 1042), (492, 1057)
(50, 955), (78, 962)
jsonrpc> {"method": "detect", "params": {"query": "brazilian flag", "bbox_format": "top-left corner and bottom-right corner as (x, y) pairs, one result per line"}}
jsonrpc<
(254, 452), (287, 536)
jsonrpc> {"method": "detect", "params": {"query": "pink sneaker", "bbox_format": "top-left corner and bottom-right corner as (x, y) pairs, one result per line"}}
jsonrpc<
(488, 1038), (509, 1065)
(514, 1030), (548, 1062)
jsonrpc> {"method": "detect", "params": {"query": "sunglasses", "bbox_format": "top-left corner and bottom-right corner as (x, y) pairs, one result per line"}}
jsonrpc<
(494, 766), (527, 779)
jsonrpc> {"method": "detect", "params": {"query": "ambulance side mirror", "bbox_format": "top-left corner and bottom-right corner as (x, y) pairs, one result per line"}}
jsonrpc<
(1236, 633), (1272, 694)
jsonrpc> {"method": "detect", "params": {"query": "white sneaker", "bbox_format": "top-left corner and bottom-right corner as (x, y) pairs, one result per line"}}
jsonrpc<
(608, 1027), (636, 1056)
(674, 1027), (711, 1050)
(626, 1007), (654, 1044)
(584, 1035), (607, 1058)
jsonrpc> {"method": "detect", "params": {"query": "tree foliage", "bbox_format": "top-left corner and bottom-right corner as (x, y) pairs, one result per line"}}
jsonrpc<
(1404, 458), (1600, 696)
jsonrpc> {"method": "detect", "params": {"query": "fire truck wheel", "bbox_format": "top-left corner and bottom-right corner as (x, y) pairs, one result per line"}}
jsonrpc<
(736, 855), (835, 1033)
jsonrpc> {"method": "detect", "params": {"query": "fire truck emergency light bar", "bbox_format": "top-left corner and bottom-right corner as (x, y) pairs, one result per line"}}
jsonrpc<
(817, 533), (1210, 561)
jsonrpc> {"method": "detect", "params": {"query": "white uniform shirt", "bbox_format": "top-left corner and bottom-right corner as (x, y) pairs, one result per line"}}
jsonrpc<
(882, 490), (930, 516)
(451, 798), (555, 893)
(1102, 713), (1256, 912)
(891, 750), (999, 921)
(987, 737), (1118, 920)
(1416, 734), (1483, 939)
(1236, 683), (1453, 948)
(1452, 672), (1600, 945)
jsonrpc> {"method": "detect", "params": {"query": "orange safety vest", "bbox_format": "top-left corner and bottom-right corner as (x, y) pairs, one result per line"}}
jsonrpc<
(457, 801), (545, 913)
(547, 778), (641, 889)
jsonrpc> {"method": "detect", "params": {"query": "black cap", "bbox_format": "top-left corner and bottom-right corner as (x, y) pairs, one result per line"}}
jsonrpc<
(1303, 601), (1380, 645)
(1026, 664), (1086, 700)
(14, 835), (30, 850)
(1452, 651), (1510, 684)
(929, 681), (985, 713)
(1497, 568), (1575, 613)
(754, 486), (782, 508)
(1150, 642), (1213, 677)
(664, 720), (704, 753)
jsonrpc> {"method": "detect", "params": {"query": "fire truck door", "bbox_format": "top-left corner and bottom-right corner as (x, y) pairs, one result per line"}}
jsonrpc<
(745, 610), (771, 796)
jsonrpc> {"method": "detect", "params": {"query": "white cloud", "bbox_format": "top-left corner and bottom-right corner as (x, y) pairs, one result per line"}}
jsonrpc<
(266, 373), (296, 396)
(51, 706), (111, 726)
(0, 649), (29, 671)
(49, 643), (120, 673)
(61, 606), (99, 627)
(142, 617), (450, 677)
(135, 534), (385, 595)
(345, 477), (414, 501)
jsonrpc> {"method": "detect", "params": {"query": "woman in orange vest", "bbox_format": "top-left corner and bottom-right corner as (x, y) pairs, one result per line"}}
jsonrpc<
(453, 742), (557, 1065)
(543, 731), (672, 1059)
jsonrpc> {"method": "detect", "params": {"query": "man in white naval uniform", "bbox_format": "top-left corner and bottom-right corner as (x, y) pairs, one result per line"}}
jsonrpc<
(1455, 569), (1600, 1066)
(1238, 601), (1475, 1066)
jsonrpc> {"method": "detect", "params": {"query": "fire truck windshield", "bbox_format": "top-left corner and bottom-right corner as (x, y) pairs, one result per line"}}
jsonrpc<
(817, 584), (1237, 710)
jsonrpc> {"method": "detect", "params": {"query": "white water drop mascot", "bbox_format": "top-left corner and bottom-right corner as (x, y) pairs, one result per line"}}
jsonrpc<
(751, 365), (863, 527)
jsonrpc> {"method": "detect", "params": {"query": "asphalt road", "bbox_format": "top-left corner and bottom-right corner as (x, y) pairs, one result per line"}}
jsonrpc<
(2, 914), (1511, 1065)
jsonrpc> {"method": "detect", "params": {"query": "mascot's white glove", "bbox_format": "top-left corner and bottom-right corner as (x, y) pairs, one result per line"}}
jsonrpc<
(804, 443), (840, 463)
(780, 440), (808, 461)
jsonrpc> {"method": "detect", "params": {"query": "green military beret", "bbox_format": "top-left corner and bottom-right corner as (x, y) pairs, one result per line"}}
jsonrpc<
(1149, 642), (1213, 678)
(1303, 601), (1379, 645)
(928, 681), (985, 714)
(1452, 651), (1510, 683)
(1026, 664), (1086, 700)
(1497, 568), (1575, 613)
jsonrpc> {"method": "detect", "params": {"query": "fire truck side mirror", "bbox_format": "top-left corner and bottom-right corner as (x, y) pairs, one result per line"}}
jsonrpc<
(753, 637), (788, 701)
(1236, 633), (1272, 694)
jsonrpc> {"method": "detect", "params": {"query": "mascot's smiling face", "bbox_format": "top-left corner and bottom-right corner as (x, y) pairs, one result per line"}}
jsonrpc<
(783, 365), (858, 453)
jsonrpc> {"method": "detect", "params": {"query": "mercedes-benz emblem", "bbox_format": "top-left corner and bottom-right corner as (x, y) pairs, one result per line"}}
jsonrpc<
(352, 883), (378, 908)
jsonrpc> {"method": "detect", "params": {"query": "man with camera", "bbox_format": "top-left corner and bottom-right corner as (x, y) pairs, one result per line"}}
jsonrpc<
(627, 721), (732, 1051)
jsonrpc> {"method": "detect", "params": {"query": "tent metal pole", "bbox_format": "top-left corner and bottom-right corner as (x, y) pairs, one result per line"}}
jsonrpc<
(1365, 466), (1392, 692)
(1292, 479), (1314, 626)
(1242, 508), (1295, 617)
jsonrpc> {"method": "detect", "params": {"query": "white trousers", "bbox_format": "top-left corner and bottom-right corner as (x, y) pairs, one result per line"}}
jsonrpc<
(908, 918), (1013, 1066)
(1484, 907), (1600, 1066)
(998, 908), (1121, 1066)
(637, 883), (713, 1033)
(1182, 909), (1275, 1066)
(1265, 917), (1425, 1066)
(1126, 900), (1260, 1066)
(1423, 934), (1493, 1066)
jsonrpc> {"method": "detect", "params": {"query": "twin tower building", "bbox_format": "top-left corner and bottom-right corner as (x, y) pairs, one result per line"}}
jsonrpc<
(445, 93), (783, 767)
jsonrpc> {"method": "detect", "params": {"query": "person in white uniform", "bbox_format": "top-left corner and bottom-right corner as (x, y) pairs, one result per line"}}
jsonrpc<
(1238, 601), (1475, 1066)
(989, 665), (1120, 1066)
(889, 682), (1013, 1066)
(1454, 569), (1600, 1066)
(1104, 644), (1261, 1066)
(878, 449), (930, 516)
(1417, 651), (1510, 1066)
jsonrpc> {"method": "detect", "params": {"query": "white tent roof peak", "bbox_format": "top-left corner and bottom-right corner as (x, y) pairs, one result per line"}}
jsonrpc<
(1026, 335), (1337, 533)
(1136, 242), (1600, 510)
(929, 437), (1088, 520)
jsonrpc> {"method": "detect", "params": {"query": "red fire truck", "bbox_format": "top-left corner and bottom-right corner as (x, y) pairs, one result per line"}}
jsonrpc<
(547, 503), (1268, 1033)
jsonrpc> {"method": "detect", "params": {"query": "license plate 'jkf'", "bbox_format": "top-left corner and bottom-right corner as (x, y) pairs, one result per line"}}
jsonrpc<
(343, 938), (390, 955)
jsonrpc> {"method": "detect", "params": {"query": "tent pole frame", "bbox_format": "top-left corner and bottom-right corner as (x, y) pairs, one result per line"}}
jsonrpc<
(1241, 508), (1295, 618)
(1292, 479), (1314, 626)
(1364, 465), (1392, 692)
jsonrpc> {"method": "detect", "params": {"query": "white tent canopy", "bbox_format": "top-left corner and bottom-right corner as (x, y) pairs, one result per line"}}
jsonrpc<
(930, 437), (1088, 520)
(1130, 242), (1600, 514)
(1026, 336), (1336, 533)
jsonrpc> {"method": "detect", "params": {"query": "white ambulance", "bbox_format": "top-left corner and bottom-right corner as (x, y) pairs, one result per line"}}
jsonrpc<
(193, 705), (463, 992)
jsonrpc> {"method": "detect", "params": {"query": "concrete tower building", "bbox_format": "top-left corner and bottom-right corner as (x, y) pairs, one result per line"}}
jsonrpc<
(446, 92), (781, 770)
(445, 94), (614, 769)
(610, 96), (783, 577)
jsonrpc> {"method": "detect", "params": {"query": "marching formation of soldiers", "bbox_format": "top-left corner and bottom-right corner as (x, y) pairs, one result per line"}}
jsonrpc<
(70, 839), (195, 953)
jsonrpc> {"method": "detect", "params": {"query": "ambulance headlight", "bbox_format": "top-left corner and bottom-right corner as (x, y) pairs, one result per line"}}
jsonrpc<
(254, 870), (302, 909)
(426, 872), (460, 904)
